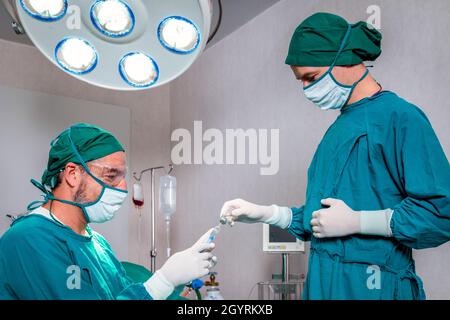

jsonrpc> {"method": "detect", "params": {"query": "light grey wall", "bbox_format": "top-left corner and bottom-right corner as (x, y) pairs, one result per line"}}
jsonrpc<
(0, 85), (131, 259)
(208, 0), (282, 46)
(0, 38), (172, 267)
(170, 0), (450, 299)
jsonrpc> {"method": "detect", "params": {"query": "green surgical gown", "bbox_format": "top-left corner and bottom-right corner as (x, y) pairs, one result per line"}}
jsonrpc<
(0, 214), (153, 300)
(288, 91), (450, 300)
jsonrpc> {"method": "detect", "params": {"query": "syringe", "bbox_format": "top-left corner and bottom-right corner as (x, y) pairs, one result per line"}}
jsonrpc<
(207, 225), (221, 243)
(190, 225), (221, 287)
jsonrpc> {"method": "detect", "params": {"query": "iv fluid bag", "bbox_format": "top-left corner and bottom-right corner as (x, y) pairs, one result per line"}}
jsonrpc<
(133, 182), (144, 207)
(159, 175), (176, 218)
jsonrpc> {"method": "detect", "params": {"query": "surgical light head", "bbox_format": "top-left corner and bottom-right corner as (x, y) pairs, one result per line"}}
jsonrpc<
(7, 0), (216, 90)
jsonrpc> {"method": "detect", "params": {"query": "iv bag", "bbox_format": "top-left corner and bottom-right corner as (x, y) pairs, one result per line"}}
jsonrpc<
(133, 182), (144, 207)
(159, 175), (176, 219)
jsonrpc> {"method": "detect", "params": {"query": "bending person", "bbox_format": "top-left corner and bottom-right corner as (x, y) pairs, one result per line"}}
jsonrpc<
(0, 123), (216, 300)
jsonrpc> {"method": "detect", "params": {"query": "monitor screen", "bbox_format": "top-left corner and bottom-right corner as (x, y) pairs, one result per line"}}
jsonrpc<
(269, 225), (297, 243)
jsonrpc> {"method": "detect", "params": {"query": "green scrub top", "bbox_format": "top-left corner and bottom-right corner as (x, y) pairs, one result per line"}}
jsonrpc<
(289, 91), (450, 300)
(0, 210), (153, 300)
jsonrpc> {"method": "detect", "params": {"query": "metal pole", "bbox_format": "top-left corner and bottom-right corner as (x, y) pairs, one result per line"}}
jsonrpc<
(150, 168), (157, 272)
(133, 165), (173, 273)
(281, 253), (289, 300)
(283, 253), (290, 282)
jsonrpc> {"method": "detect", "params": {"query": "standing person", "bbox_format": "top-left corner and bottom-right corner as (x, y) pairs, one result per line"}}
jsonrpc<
(220, 13), (450, 300)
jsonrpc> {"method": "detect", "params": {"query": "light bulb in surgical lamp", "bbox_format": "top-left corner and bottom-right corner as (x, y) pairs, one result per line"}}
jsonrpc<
(90, 0), (135, 38)
(119, 52), (159, 88)
(158, 16), (200, 54)
(19, 0), (67, 21)
(55, 38), (98, 75)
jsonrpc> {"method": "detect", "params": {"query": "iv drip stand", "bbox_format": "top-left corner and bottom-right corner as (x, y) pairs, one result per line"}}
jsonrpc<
(133, 164), (173, 273)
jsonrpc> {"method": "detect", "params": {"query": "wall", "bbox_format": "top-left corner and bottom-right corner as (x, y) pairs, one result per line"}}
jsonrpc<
(170, 0), (450, 299)
(0, 85), (131, 259)
(0, 38), (172, 267)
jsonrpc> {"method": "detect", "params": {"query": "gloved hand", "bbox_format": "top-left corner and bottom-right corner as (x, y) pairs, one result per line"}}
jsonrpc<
(220, 199), (292, 229)
(311, 198), (360, 238)
(220, 199), (274, 225)
(144, 229), (217, 300)
(311, 198), (393, 239)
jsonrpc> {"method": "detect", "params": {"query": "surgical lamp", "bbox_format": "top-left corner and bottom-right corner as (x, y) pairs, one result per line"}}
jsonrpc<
(1, 0), (223, 90)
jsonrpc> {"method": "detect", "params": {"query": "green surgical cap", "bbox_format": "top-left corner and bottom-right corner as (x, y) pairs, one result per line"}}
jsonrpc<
(285, 12), (382, 67)
(42, 123), (124, 188)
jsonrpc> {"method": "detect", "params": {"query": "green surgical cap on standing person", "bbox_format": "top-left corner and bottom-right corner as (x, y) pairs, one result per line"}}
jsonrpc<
(41, 123), (125, 189)
(285, 12), (382, 66)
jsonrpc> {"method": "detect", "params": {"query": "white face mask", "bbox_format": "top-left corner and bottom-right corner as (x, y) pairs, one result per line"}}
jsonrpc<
(302, 24), (369, 111)
(82, 184), (128, 224)
(303, 68), (369, 110)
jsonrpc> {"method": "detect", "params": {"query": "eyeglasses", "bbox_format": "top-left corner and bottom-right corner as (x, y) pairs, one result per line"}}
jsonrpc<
(85, 163), (128, 188)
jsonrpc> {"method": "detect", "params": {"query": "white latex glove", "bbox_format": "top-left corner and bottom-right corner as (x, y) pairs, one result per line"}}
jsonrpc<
(144, 229), (217, 300)
(311, 198), (393, 239)
(220, 199), (292, 229)
(311, 198), (360, 238)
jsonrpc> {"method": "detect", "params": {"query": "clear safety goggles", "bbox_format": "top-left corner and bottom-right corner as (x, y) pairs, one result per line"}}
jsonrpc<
(82, 163), (128, 188)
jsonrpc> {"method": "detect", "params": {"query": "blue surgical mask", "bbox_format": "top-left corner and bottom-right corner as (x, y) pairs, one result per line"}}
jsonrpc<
(29, 126), (128, 224)
(303, 25), (369, 110)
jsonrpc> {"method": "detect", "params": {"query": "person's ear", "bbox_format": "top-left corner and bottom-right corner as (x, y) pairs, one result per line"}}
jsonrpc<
(63, 162), (83, 188)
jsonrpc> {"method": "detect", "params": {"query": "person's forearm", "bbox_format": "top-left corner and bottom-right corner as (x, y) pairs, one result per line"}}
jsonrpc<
(265, 205), (292, 229)
(143, 270), (174, 300)
(359, 209), (393, 237)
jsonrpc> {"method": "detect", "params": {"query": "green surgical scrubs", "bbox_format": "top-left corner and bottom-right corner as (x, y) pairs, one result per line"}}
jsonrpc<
(289, 91), (450, 300)
(0, 213), (152, 300)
